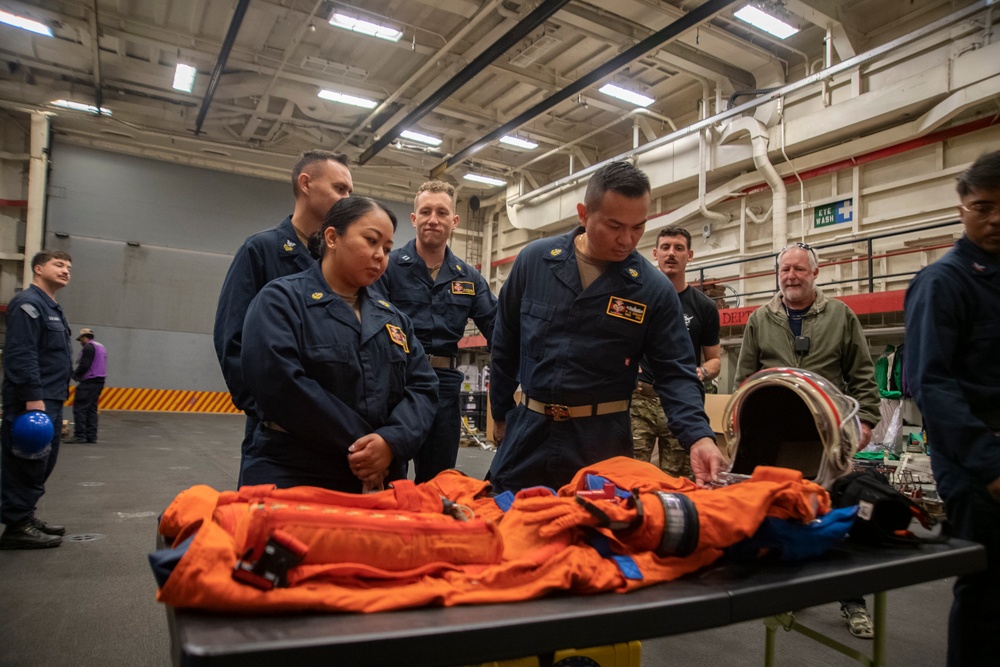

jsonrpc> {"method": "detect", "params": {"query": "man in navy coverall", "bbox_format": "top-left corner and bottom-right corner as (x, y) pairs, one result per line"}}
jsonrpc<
(905, 149), (1000, 667)
(214, 150), (352, 483)
(1, 250), (73, 549)
(488, 161), (726, 493)
(376, 180), (496, 482)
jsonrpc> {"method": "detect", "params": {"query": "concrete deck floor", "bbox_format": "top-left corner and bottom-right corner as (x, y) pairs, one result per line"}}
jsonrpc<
(0, 411), (953, 666)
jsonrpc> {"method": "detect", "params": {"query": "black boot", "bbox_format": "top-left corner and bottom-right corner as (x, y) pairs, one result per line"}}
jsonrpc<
(0, 522), (62, 549)
(31, 517), (67, 536)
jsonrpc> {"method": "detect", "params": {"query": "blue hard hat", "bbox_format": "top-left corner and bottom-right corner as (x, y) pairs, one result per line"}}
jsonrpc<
(11, 410), (54, 460)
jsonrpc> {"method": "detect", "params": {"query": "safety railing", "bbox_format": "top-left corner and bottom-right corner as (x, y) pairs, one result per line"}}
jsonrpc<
(689, 220), (962, 306)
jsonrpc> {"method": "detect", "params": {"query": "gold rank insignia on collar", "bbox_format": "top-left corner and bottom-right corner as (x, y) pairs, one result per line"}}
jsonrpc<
(283, 240), (296, 252)
(606, 296), (647, 324)
(455, 263), (462, 271)
(549, 248), (563, 256)
(311, 292), (324, 300)
(385, 324), (409, 353)
(377, 299), (391, 308)
(627, 268), (639, 278)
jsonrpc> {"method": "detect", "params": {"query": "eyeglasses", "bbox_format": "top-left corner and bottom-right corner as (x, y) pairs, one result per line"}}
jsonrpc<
(960, 203), (999, 219)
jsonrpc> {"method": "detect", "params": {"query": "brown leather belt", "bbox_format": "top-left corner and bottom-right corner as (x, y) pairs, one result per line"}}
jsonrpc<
(262, 420), (288, 434)
(633, 381), (657, 398)
(428, 355), (457, 369)
(521, 396), (630, 422)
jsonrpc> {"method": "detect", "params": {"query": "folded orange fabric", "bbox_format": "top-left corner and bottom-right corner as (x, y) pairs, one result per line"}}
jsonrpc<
(155, 459), (830, 613)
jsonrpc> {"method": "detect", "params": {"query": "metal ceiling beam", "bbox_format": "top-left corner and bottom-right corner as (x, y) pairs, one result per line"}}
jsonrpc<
(431, 0), (742, 177)
(357, 0), (573, 165)
(194, 0), (250, 135)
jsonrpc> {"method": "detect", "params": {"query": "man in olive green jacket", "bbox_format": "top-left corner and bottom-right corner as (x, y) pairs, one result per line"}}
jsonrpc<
(734, 243), (881, 639)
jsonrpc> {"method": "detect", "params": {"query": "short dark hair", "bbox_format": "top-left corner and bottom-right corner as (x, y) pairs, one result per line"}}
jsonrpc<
(583, 161), (651, 211)
(957, 150), (1000, 197)
(31, 250), (72, 269)
(309, 196), (398, 259)
(292, 150), (350, 197)
(656, 226), (692, 250)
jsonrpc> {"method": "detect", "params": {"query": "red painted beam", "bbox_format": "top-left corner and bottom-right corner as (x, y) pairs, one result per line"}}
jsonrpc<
(458, 334), (488, 349)
(719, 289), (907, 327)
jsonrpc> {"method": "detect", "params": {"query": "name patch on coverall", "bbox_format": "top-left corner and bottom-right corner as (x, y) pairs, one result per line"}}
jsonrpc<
(606, 297), (646, 324)
(451, 281), (475, 295)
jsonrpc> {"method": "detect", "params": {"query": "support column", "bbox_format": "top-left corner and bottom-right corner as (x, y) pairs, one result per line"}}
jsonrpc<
(23, 111), (50, 287)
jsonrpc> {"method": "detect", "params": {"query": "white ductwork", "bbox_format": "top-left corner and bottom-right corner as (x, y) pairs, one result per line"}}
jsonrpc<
(721, 117), (787, 251)
(698, 127), (729, 225)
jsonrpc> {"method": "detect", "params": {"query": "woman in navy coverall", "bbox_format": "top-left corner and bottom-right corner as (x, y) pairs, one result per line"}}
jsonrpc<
(240, 197), (438, 492)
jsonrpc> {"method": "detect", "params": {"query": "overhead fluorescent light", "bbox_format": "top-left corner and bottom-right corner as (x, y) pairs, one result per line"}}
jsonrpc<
(499, 135), (538, 150)
(734, 5), (799, 40)
(0, 9), (53, 36)
(464, 173), (506, 188)
(599, 83), (654, 108)
(318, 89), (378, 109)
(400, 130), (442, 146)
(50, 99), (112, 116)
(172, 63), (197, 92)
(330, 12), (402, 42)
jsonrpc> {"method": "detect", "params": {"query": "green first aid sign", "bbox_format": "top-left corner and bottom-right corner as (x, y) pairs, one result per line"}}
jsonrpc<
(814, 198), (854, 228)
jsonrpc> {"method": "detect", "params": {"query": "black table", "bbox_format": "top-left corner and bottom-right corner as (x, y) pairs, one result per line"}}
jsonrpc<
(166, 538), (985, 667)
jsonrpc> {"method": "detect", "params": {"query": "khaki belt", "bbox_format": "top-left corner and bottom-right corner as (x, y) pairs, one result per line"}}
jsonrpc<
(521, 396), (630, 422)
(633, 381), (657, 398)
(262, 420), (288, 434)
(428, 355), (457, 369)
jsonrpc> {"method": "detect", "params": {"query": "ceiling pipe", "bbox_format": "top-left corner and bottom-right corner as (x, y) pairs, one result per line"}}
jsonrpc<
(506, 0), (991, 208)
(358, 0), (573, 165)
(698, 128), (729, 226)
(430, 0), (741, 178)
(194, 0), (250, 135)
(334, 0), (505, 153)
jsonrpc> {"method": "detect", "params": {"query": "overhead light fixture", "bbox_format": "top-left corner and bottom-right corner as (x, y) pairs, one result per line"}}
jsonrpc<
(734, 5), (799, 40)
(0, 9), (53, 36)
(599, 83), (654, 108)
(329, 12), (402, 42)
(50, 99), (112, 116)
(318, 89), (378, 109)
(400, 130), (442, 146)
(499, 135), (538, 150)
(172, 63), (197, 92)
(464, 173), (506, 188)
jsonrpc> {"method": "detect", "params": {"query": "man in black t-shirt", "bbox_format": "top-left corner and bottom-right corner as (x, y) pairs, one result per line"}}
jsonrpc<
(632, 226), (721, 477)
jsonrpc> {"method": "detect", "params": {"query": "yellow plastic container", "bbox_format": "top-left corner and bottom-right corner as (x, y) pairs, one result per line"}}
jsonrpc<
(469, 641), (640, 667)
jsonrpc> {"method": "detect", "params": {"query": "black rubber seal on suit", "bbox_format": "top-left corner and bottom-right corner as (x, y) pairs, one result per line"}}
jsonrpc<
(655, 492), (700, 558)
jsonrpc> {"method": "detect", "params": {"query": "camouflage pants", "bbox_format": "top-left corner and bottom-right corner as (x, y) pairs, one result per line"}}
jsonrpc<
(630, 392), (693, 479)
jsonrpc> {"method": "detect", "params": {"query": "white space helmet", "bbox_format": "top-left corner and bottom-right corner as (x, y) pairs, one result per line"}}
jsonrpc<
(723, 367), (860, 488)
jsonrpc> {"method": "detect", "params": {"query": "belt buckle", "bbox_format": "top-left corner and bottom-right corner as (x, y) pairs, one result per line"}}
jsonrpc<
(544, 404), (571, 421)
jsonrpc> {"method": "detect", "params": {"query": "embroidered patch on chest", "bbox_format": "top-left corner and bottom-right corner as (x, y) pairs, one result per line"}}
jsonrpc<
(451, 281), (475, 296)
(606, 296), (647, 324)
(385, 324), (410, 353)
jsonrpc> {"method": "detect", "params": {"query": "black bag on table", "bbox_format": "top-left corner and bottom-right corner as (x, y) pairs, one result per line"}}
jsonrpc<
(830, 469), (947, 546)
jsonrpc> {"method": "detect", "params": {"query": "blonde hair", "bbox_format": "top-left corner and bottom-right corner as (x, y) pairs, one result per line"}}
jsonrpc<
(413, 180), (456, 211)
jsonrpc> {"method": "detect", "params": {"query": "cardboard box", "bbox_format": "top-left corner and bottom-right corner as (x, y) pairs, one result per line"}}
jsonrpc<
(704, 393), (733, 451)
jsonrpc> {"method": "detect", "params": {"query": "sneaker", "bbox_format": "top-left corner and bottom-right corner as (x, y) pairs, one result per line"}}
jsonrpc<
(0, 522), (62, 549)
(31, 517), (66, 536)
(842, 604), (874, 639)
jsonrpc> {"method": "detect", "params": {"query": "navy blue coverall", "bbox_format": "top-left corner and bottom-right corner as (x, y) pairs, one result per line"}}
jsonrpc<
(905, 235), (1000, 667)
(375, 239), (496, 482)
(488, 227), (715, 493)
(214, 216), (314, 483)
(1, 285), (72, 526)
(240, 262), (439, 492)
